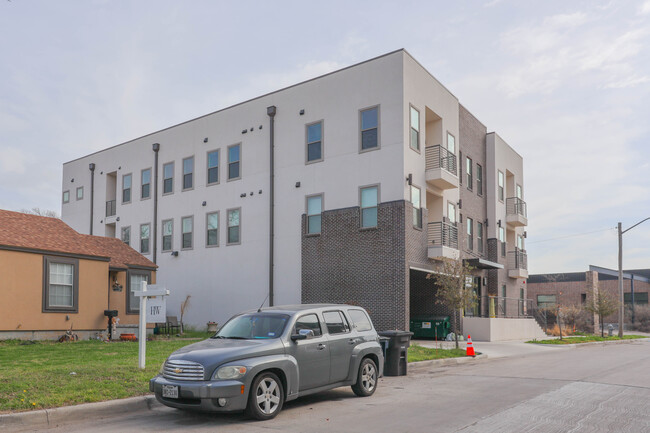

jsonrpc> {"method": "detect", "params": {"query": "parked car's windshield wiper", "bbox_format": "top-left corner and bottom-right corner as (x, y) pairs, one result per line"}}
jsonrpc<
(211, 335), (248, 339)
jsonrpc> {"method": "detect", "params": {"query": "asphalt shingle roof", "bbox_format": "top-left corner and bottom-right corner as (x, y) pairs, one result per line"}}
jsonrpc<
(0, 209), (156, 270)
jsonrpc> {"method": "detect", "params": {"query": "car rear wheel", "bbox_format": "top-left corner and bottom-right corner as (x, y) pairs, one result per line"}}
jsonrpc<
(351, 357), (377, 397)
(245, 372), (284, 420)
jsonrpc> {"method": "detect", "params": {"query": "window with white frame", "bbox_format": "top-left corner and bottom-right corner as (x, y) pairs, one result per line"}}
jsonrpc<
(409, 106), (420, 151)
(121, 226), (131, 245)
(306, 122), (323, 163)
(447, 132), (455, 154)
(227, 208), (241, 244)
(476, 164), (483, 196)
(162, 219), (173, 252)
(306, 195), (323, 234)
(466, 157), (473, 190)
(499, 226), (506, 256)
(141, 168), (151, 199)
(477, 222), (483, 254)
(447, 201), (457, 224)
(467, 217), (473, 250)
(44, 257), (78, 312)
(206, 212), (219, 246)
(183, 157), (194, 190)
(207, 150), (219, 185)
(517, 234), (524, 250)
(127, 271), (149, 314)
(360, 106), (379, 151)
(516, 184), (523, 199)
(360, 186), (379, 228)
(140, 223), (150, 254)
(182, 216), (193, 249)
(122, 173), (132, 203)
(163, 162), (174, 194)
(498, 170), (504, 201)
(411, 185), (422, 229)
(228, 144), (241, 180)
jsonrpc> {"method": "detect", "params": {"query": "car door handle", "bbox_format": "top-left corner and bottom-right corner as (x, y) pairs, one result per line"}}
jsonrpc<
(317, 343), (327, 350)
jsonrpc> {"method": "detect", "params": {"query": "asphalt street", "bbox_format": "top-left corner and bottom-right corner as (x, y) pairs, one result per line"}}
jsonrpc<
(22, 339), (650, 432)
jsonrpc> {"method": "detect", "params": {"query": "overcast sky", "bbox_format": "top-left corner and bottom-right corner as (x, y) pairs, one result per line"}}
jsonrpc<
(1, 0), (649, 274)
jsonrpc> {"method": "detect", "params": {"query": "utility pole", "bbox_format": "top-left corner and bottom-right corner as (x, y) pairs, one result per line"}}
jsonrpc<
(618, 217), (650, 338)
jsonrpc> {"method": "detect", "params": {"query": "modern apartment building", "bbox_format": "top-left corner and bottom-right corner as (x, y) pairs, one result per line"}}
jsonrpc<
(62, 49), (531, 337)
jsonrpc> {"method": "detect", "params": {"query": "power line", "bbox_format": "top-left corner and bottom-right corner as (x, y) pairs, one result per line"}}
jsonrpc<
(527, 227), (616, 244)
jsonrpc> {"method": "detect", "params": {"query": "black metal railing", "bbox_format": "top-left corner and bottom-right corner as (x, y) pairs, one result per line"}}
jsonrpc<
(427, 221), (458, 249)
(506, 197), (527, 218)
(425, 145), (457, 175)
(465, 296), (534, 318)
(507, 248), (528, 270)
(106, 200), (116, 217)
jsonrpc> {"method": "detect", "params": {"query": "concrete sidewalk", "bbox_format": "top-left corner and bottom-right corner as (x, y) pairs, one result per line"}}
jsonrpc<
(412, 338), (568, 359)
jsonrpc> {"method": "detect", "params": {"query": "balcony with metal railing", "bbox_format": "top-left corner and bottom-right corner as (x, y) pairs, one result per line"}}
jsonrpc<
(465, 296), (533, 318)
(106, 200), (116, 217)
(425, 145), (458, 190)
(507, 247), (528, 279)
(506, 197), (527, 226)
(427, 221), (459, 260)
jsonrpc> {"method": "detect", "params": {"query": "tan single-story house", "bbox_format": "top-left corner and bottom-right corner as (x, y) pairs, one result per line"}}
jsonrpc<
(0, 209), (157, 340)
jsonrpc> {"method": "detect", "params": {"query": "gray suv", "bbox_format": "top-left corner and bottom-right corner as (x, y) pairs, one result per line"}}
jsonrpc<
(150, 304), (384, 420)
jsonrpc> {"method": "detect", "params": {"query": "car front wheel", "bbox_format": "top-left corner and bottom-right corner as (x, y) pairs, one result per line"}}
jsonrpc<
(245, 372), (284, 420)
(351, 357), (377, 397)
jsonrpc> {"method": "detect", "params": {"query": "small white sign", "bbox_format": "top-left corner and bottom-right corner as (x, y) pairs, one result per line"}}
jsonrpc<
(422, 321), (432, 329)
(146, 296), (166, 323)
(465, 276), (473, 288)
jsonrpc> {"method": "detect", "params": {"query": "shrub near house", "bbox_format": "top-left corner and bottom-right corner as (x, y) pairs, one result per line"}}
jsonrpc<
(0, 209), (157, 340)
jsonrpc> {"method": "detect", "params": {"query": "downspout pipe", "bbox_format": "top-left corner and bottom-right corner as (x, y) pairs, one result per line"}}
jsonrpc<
(267, 106), (277, 307)
(89, 163), (95, 235)
(152, 143), (160, 264)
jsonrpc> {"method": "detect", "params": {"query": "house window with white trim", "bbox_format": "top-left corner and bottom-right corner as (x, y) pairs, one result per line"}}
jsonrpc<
(306, 195), (323, 234)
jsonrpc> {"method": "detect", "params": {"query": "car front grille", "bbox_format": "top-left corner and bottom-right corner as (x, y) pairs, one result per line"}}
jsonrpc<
(163, 359), (205, 381)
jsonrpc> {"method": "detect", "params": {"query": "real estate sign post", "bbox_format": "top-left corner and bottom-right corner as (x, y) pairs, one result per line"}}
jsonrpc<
(134, 282), (170, 369)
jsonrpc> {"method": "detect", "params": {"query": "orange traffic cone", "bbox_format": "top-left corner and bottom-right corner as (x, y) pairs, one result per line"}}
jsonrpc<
(466, 334), (476, 357)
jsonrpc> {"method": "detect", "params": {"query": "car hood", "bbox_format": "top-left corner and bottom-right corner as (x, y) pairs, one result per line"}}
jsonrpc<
(168, 338), (285, 370)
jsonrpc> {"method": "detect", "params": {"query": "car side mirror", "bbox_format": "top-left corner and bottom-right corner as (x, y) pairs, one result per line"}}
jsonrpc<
(291, 329), (314, 341)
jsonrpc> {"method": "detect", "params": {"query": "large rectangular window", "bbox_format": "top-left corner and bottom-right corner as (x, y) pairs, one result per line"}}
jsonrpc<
(181, 216), (193, 249)
(517, 234), (524, 250)
(517, 184), (523, 199)
(43, 256), (78, 312)
(409, 106), (420, 151)
(537, 294), (556, 309)
(447, 132), (455, 154)
(360, 185), (379, 228)
(306, 195), (323, 234)
(624, 292), (649, 305)
(227, 208), (241, 245)
(306, 122), (323, 163)
(163, 162), (174, 194)
(228, 144), (241, 180)
(411, 185), (422, 229)
(498, 170), (504, 202)
(447, 201), (456, 224)
(207, 150), (219, 185)
(476, 164), (483, 196)
(140, 223), (150, 254)
(121, 226), (131, 246)
(183, 157), (194, 190)
(477, 222), (483, 254)
(467, 217), (473, 250)
(76, 186), (84, 200)
(206, 212), (219, 247)
(466, 157), (473, 190)
(499, 226), (506, 257)
(127, 271), (149, 314)
(141, 168), (151, 199)
(63, 190), (70, 204)
(122, 173), (132, 204)
(360, 106), (379, 151)
(162, 219), (173, 252)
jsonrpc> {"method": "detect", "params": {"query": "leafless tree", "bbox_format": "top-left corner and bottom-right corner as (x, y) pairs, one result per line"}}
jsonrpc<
(427, 258), (477, 349)
(20, 207), (59, 218)
(179, 295), (191, 334)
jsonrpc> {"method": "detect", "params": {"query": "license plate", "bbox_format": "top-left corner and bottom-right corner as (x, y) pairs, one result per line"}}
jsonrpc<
(162, 385), (178, 399)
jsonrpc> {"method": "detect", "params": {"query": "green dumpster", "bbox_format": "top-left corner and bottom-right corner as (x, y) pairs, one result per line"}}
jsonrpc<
(409, 316), (451, 339)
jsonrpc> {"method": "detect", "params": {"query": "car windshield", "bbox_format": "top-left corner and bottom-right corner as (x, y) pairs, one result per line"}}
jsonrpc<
(213, 313), (289, 339)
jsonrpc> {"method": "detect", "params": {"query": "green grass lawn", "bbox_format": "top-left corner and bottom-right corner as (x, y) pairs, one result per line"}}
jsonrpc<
(0, 338), (199, 413)
(527, 334), (647, 345)
(408, 344), (467, 362)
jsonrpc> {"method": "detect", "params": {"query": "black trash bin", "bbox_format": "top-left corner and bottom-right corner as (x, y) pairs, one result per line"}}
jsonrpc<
(378, 330), (414, 376)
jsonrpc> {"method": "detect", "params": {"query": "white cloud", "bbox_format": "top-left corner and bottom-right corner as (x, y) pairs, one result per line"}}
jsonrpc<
(0, 146), (27, 175)
(640, 1), (650, 15)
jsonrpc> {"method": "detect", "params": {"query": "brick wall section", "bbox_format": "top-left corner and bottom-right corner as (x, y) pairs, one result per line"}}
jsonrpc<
(302, 200), (407, 331)
(527, 271), (650, 323)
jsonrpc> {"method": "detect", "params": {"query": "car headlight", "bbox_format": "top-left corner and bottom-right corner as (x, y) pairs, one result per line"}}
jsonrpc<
(213, 365), (247, 380)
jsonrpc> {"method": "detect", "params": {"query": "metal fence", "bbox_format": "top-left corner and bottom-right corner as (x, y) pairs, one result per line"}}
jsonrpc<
(106, 199), (116, 217)
(506, 197), (527, 218)
(427, 221), (458, 249)
(425, 145), (457, 175)
(465, 296), (534, 318)
(507, 248), (528, 270)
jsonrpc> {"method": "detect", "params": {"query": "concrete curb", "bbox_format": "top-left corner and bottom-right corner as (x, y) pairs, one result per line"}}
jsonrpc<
(409, 353), (488, 370)
(527, 337), (650, 349)
(0, 395), (159, 432)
